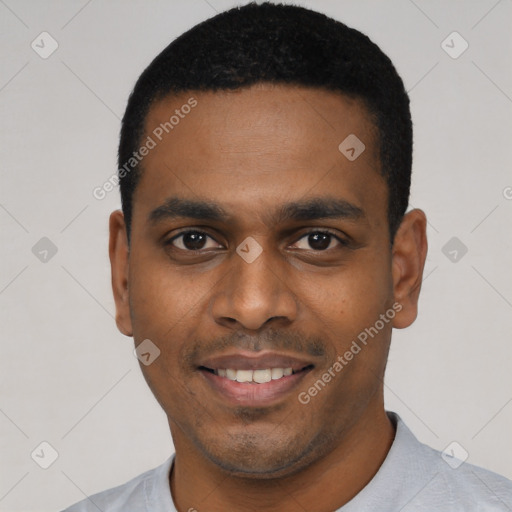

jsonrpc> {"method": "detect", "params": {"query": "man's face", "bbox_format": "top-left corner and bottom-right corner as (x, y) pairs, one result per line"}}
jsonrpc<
(111, 84), (416, 477)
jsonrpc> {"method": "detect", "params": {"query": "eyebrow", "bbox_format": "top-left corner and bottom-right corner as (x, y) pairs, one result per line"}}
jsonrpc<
(148, 196), (365, 226)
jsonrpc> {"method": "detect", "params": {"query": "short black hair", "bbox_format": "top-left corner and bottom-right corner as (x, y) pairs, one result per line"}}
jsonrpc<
(118, 1), (412, 243)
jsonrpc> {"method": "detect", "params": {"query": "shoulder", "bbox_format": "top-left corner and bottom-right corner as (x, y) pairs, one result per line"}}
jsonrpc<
(60, 457), (174, 512)
(341, 412), (512, 511)
(389, 413), (512, 510)
(416, 440), (512, 510)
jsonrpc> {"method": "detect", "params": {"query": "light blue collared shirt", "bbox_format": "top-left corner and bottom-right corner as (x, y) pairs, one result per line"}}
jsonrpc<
(62, 412), (512, 511)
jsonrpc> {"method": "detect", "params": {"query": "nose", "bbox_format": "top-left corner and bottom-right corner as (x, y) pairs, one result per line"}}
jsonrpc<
(210, 242), (298, 332)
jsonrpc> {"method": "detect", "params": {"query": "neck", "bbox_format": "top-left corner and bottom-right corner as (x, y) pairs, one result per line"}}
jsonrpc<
(169, 407), (395, 512)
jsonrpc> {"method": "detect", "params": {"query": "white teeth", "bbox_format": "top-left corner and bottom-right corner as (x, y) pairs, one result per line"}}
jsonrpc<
(216, 367), (294, 383)
(271, 368), (284, 380)
(253, 369), (272, 383)
(235, 370), (253, 383)
(226, 369), (237, 381)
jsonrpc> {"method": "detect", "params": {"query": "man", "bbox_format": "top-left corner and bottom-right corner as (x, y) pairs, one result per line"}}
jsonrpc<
(63, 2), (512, 511)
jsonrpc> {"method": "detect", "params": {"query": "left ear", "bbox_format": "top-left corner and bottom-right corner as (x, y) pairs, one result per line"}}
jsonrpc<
(391, 209), (428, 329)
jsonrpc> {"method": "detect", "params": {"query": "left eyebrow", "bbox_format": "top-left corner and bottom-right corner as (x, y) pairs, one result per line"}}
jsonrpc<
(147, 195), (365, 226)
(273, 196), (365, 224)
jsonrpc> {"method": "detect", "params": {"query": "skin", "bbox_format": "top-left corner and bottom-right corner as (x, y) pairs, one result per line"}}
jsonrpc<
(109, 83), (427, 512)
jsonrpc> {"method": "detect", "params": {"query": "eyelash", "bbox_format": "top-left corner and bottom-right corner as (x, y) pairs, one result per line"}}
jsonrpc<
(164, 229), (348, 253)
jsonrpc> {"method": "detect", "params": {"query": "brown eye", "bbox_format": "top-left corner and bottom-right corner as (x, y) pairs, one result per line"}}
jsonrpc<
(167, 231), (221, 251)
(292, 231), (346, 251)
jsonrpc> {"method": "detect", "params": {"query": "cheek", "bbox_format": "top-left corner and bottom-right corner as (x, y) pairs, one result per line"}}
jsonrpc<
(128, 261), (198, 410)
(127, 251), (217, 391)
(128, 252), (205, 339)
(307, 253), (392, 327)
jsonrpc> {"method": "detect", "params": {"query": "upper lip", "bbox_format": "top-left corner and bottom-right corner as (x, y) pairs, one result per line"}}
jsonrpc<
(198, 350), (315, 371)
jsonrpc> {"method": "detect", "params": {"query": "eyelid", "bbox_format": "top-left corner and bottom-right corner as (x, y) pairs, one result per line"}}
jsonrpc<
(165, 228), (349, 251)
(165, 228), (224, 250)
(290, 228), (349, 249)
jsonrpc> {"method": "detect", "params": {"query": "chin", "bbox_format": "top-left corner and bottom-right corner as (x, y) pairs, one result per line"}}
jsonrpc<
(198, 430), (326, 479)
(209, 454), (303, 480)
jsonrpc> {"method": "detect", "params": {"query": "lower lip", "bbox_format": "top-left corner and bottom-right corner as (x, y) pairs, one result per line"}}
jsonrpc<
(200, 369), (312, 406)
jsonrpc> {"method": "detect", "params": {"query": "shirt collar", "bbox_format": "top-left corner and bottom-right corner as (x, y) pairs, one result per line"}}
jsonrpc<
(338, 411), (439, 511)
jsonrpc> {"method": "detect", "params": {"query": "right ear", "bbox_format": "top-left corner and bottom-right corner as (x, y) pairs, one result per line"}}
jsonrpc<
(109, 210), (133, 336)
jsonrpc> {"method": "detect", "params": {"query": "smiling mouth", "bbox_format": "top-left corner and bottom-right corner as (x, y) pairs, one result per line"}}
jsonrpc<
(197, 350), (317, 405)
(199, 365), (314, 384)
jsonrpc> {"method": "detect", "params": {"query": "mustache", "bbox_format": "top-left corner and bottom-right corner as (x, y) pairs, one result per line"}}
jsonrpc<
(182, 327), (327, 366)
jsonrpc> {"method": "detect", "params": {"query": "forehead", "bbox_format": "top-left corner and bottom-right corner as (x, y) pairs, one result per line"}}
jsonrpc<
(133, 84), (386, 230)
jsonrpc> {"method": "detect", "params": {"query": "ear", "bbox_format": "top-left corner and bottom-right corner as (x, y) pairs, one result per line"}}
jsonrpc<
(391, 209), (428, 329)
(109, 210), (133, 336)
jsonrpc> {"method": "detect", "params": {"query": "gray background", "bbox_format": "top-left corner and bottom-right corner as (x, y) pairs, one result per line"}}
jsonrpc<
(1, 0), (511, 511)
